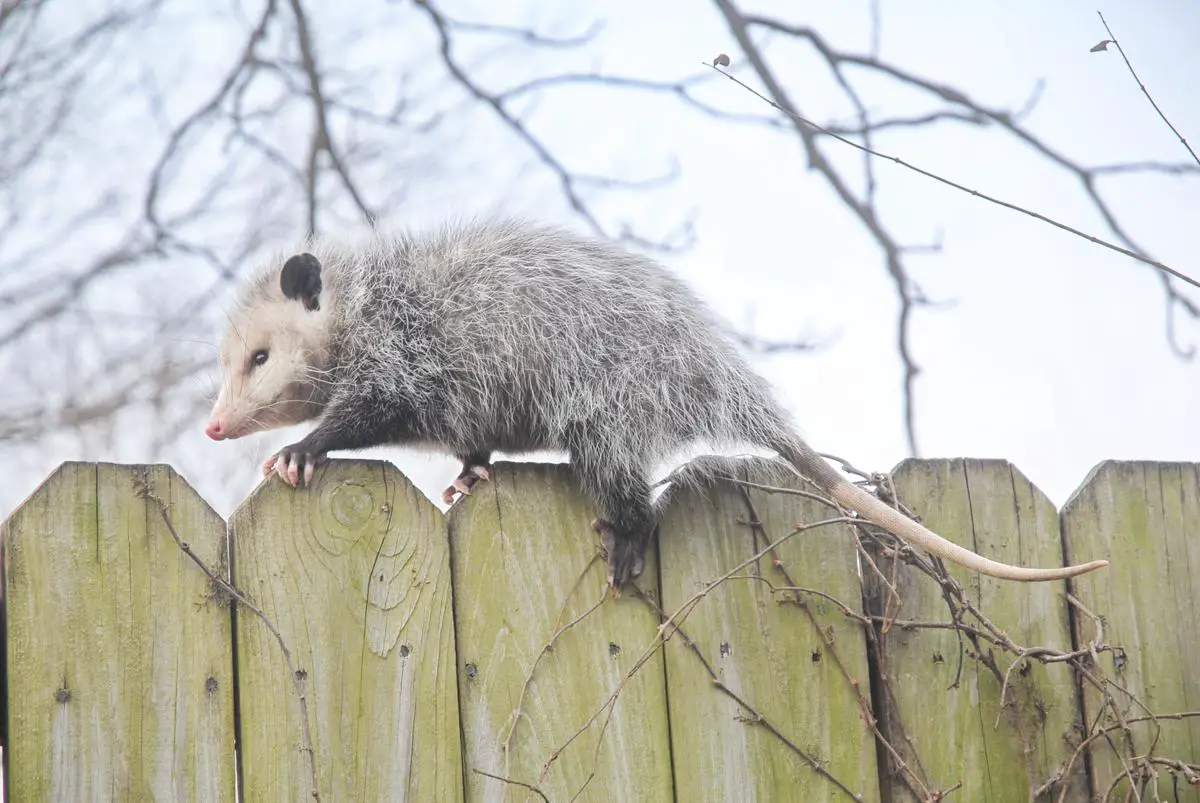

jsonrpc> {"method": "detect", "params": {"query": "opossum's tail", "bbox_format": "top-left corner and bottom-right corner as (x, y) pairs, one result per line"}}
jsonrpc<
(771, 438), (1107, 582)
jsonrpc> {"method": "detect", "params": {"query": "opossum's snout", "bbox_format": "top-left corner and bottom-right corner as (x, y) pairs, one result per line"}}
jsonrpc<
(205, 417), (230, 441)
(205, 376), (277, 441)
(204, 401), (252, 440)
(205, 383), (247, 440)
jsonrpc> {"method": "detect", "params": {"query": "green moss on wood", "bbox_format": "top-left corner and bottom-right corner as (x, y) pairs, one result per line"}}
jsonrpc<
(230, 459), (463, 802)
(1063, 461), (1200, 803)
(883, 459), (1087, 802)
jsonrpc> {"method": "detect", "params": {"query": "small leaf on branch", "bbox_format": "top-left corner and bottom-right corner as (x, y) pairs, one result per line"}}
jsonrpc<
(713, 53), (731, 67)
(1090, 39), (1113, 52)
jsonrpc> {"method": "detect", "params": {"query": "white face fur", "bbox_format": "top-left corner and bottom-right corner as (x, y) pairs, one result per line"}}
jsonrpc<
(205, 263), (331, 441)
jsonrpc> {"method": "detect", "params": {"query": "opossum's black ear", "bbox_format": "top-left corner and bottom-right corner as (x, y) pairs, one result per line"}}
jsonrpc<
(281, 253), (322, 312)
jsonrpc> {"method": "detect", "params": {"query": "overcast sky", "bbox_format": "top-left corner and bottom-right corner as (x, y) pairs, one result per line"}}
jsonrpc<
(3, 0), (1198, 518)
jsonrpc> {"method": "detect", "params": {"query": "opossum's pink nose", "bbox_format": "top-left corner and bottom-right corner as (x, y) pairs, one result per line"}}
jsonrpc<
(205, 418), (228, 440)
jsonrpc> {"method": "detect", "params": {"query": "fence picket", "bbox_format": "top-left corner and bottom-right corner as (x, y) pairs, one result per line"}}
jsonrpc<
(2, 463), (235, 801)
(230, 459), (463, 802)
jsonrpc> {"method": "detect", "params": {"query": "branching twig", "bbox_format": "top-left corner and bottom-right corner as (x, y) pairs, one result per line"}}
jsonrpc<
(285, 0), (375, 232)
(472, 769), (550, 803)
(637, 590), (867, 802)
(712, 0), (927, 454)
(411, 0), (603, 238)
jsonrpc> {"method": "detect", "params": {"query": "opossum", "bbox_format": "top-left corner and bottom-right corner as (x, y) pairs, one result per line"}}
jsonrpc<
(205, 219), (1108, 587)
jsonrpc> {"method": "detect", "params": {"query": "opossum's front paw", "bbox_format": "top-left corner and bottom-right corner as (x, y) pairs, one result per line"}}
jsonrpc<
(440, 464), (491, 505)
(263, 443), (327, 488)
(592, 519), (646, 591)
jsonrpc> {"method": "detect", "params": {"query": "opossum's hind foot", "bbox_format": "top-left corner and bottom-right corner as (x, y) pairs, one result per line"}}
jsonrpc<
(441, 456), (492, 505)
(592, 518), (648, 592)
(566, 442), (654, 592)
(263, 444), (327, 488)
(440, 466), (490, 505)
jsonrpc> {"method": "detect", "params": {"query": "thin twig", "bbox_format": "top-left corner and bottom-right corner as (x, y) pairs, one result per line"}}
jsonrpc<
(708, 63), (1200, 293)
(472, 769), (551, 803)
(535, 515), (864, 800)
(636, 590), (867, 802)
(733, 482), (933, 799)
(711, 0), (927, 454)
(500, 560), (606, 773)
(1095, 12), (1199, 167)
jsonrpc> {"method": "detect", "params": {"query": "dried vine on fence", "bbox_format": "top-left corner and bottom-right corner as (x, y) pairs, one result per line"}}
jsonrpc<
(491, 456), (1197, 802)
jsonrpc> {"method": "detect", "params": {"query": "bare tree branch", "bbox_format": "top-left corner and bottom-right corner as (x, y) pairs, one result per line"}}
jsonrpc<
(410, 0), (606, 238)
(285, 0), (376, 234)
(408, 0), (689, 249)
(713, 0), (927, 454)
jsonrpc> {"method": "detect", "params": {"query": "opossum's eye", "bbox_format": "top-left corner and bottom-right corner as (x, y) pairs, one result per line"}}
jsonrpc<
(251, 349), (269, 368)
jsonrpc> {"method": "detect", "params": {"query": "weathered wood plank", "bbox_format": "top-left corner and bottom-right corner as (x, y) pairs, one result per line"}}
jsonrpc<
(881, 459), (1086, 802)
(1, 462), (236, 802)
(1063, 461), (1200, 802)
(231, 459), (462, 802)
(656, 459), (880, 803)
(447, 462), (673, 803)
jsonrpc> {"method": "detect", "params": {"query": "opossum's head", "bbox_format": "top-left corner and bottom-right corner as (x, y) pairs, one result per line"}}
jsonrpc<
(206, 252), (333, 441)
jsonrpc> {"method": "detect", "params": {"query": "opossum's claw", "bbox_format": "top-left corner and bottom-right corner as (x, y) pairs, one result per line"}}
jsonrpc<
(267, 443), (326, 489)
(441, 463), (492, 505)
(441, 475), (479, 505)
(593, 518), (646, 592)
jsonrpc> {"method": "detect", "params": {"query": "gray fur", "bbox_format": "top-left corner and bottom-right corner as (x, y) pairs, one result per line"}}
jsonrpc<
(306, 220), (794, 462)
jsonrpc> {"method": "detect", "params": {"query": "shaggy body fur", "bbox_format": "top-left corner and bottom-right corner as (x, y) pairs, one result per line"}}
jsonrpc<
(208, 219), (1107, 586)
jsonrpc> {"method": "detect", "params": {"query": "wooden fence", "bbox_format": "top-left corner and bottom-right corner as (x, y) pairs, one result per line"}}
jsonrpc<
(1, 458), (1198, 802)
